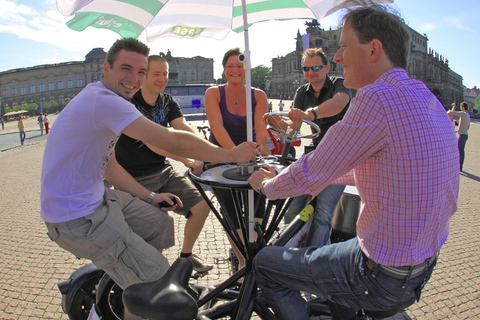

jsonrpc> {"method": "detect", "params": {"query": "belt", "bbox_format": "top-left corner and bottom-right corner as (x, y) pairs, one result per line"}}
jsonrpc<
(364, 253), (438, 280)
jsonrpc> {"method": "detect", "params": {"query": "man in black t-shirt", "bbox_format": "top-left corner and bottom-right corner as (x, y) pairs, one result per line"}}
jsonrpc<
(284, 48), (352, 248)
(113, 55), (212, 272)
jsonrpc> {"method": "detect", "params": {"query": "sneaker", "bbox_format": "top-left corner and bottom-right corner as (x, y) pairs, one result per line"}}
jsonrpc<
(187, 254), (213, 273)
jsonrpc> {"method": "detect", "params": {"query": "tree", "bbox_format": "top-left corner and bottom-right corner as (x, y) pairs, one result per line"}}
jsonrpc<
(27, 103), (38, 115)
(475, 94), (480, 112)
(251, 65), (272, 92)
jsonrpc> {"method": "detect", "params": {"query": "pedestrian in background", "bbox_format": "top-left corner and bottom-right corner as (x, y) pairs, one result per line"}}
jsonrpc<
(1, 117), (4, 130)
(18, 116), (26, 145)
(448, 101), (470, 171)
(37, 113), (44, 135)
(44, 114), (50, 134)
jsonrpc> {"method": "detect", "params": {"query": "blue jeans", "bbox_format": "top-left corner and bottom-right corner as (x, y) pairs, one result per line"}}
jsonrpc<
(19, 131), (26, 144)
(284, 184), (346, 247)
(458, 134), (468, 171)
(253, 238), (436, 320)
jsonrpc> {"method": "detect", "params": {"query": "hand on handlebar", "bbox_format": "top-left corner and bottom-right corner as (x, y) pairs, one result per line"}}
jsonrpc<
(287, 108), (307, 132)
(288, 108), (309, 122)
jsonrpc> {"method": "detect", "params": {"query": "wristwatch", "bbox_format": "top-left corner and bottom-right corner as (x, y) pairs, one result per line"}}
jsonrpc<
(146, 191), (156, 204)
(307, 108), (318, 121)
(256, 180), (267, 195)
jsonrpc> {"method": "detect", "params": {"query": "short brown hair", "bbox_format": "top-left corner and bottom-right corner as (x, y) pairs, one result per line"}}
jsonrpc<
(222, 48), (242, 68)
(147, 55), (168, 71)
(302, 48), (328, 65)
(105, 38), (150, 68)
(342, 5), (411, 69)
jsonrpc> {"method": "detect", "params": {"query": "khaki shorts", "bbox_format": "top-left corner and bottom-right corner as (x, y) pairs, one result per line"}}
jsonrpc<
(135, 165), (204, 218)
(45, 188), (174, 289)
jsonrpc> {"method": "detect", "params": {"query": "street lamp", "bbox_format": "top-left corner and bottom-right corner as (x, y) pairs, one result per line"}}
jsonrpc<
(292, 79), (299, 97)
(40, 98), (45, 114)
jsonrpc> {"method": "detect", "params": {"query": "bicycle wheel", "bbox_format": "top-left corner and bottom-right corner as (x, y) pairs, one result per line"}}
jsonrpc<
(95, 273), (124, 320)
(66, 274), (102, 320)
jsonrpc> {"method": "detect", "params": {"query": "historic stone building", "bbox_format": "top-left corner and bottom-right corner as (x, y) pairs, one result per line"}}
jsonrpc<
(160, 50), (214, 86)
(464, 86), (479, 112)
(269, 20), (464, 109)
(0, 48), (214, 116)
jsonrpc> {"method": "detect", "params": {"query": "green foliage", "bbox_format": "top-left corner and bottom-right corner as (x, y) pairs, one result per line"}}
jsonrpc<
(63, 97), (71, 107)
(44, 101), (59, 113)
(27, 103), (38, 115)
(251, 65), (272, 91)
(475, 94), (480, 111)
(5, 106), (13, 113)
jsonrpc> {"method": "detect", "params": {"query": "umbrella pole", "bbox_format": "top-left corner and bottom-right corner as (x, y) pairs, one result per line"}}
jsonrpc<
(241, 0), (255, 245)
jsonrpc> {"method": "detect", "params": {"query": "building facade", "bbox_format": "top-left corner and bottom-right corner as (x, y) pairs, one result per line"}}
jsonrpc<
(0, 49), (214, 117)
(269, 20), (464, 109)
(464, 86), (479, 112)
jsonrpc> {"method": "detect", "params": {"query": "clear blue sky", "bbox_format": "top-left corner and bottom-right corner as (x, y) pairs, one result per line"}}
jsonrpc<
(0, 0), (478, 89)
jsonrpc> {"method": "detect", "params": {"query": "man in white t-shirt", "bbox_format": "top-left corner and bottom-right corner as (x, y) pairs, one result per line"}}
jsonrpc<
(41, 38), (257, 291)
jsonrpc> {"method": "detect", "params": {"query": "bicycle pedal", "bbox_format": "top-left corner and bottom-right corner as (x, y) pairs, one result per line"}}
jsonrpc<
(191, 270), (209, 279)
(214, 256), (229, 264)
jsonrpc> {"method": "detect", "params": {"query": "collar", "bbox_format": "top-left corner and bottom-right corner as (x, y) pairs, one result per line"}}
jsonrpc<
(306, 75), (332, 95)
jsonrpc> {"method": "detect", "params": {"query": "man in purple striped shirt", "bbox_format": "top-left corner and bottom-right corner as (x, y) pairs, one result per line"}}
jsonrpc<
(248, 5), (459, 320)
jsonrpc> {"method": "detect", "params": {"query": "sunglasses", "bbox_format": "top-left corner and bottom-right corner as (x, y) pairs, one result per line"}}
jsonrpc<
(302, 65), (326, 72)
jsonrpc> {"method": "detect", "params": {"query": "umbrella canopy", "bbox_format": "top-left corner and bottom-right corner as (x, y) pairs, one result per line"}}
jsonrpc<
(57, 0), (392, 41)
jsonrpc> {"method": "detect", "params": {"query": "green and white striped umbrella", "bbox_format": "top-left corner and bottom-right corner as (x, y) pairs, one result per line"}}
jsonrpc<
(57, 0), (393, 42)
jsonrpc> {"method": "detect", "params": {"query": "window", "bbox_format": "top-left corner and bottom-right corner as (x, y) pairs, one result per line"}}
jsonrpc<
(3, 86), (8, 97)
(39, 81), (45, 92)
(11, 86), (17, 96)
(58, 79), (64, 90)
(20, 84), (27, 95)
(30, 83), (36, 93)
(77, 76), (83, 87)
(68, 78), (73, 88)
(49, 80), (55, 91)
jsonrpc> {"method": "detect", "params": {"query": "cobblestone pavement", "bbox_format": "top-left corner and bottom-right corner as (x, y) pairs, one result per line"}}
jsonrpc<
(0, 110), (479, 319)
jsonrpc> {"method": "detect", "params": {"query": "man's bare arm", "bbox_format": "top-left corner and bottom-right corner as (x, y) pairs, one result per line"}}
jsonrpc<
(122, 116), (256, 164)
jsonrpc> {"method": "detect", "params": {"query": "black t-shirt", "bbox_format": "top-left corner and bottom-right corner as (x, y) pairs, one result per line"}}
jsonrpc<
(293, 76), (352, 146)
(115, 89), (183, 177)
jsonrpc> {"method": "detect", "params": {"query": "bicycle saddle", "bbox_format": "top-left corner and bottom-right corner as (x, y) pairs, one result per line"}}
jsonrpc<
(123, 258), (198, 320)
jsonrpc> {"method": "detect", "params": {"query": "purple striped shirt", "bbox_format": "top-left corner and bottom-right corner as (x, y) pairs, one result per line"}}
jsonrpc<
(264, 68), (459, 266)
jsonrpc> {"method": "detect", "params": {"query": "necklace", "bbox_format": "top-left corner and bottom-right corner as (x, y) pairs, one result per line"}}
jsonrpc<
(226, 84), (246, 106)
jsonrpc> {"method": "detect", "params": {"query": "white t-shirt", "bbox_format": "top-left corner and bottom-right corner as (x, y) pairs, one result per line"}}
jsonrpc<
(40, 82), (142, 223)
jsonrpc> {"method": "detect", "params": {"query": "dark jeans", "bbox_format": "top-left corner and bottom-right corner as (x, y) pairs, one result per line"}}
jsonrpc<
(458, 134), (468, 171)
(253, 238), (436, 320)
(19, 131), (26, 144)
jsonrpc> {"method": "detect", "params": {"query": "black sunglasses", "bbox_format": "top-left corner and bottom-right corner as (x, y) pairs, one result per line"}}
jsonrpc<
(302, 65), (326, 72)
